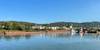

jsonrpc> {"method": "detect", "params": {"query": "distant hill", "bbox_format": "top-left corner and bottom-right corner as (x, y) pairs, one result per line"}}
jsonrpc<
(0, 21), (36, 25)
(46, 22), (100, 27)
(47, 22), (78, 27)
(0, 21), (100, 27)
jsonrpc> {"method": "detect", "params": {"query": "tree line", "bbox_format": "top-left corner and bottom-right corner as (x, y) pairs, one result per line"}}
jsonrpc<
(0, 21), (100, 31)
(0, 21), (34, 31)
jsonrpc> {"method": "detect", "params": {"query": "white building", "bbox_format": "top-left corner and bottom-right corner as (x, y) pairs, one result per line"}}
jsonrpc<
(32, 26), (45, 29)
(48, 27), (60, 30)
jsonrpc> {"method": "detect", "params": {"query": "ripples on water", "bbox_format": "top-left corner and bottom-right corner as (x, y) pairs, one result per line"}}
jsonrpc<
(0, 33), (100, 50)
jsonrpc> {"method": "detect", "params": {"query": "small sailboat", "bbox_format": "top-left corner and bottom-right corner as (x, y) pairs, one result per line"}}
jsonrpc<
(70, 25), (76, 36)
(71, 29), (76, 35)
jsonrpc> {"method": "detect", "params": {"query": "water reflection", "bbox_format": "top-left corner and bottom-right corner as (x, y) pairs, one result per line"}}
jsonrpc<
(4, 36), (12, 41)
(13, 35), (22, 40)
(24, 34), (31, 39)
(0, 34), (32, 40)
(43, 33), (100, 40)
(0, 33), (100, 50)
(44, 33), (72, 38)
(0, 33), (100, 40)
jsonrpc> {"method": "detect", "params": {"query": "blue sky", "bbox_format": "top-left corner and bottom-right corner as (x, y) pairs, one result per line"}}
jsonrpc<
(0, 0), (100, 23)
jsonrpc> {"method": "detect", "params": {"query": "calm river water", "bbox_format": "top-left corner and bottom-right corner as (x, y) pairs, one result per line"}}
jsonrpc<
(0, 33), (100, 50)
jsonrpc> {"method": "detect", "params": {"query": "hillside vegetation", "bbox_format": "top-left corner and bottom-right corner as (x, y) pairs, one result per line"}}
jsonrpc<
(0, 21), (100, 31)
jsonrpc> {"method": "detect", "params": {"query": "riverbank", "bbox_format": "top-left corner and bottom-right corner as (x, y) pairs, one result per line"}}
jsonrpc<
(0, 30), (69, 36)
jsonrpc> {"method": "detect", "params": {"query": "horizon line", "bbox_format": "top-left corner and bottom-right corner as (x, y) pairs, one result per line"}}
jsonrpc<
(0, 20), (100, 24)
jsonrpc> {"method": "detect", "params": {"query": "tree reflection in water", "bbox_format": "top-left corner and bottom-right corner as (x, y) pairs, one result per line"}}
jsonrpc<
(24, 34), (31, 39)
(4, 35), (12, 41)
(1, 34), (32, 40)
(0, 35), (3, 40)
(1, 33), (100, 41)
(13, 35), (22, 40)
(42, 33), (100, 40)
